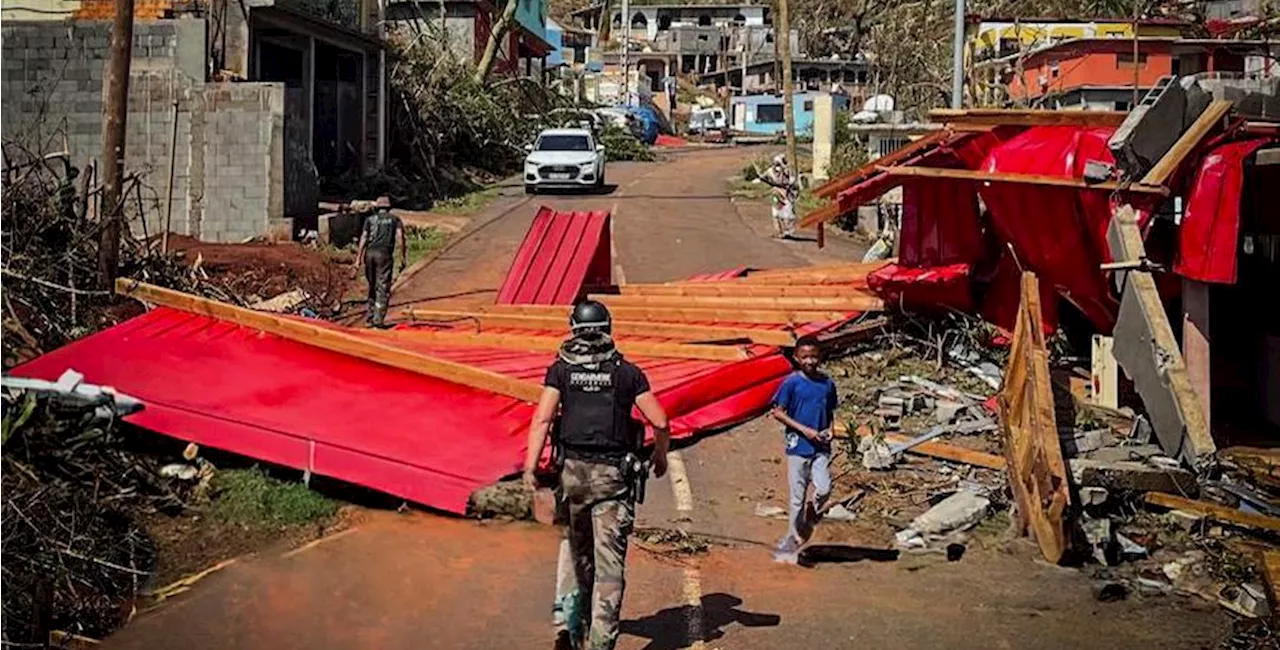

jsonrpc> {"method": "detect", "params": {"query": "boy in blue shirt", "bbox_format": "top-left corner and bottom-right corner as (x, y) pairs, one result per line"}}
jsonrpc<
(770, 335), (838, 563)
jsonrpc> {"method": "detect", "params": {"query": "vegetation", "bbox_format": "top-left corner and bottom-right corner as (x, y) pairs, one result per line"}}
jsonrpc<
(600, 123), (656, 162)
(211, 467), (338, 527)
(404, 225), (449, 269)
(430, 187), (501, 216)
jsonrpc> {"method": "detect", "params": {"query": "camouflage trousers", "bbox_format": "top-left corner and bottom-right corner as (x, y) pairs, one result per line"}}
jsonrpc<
(555, 458), (635, 650)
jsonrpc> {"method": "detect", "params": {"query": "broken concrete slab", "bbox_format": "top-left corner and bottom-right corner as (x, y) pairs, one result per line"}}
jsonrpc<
(1107, 207), (1215, 466)
(1069, 458), (1198, 495)
(1108, 75), (1192, 180)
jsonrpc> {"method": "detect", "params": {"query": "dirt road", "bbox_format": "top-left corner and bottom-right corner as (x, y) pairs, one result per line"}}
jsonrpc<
(104, 149), (1230, 649)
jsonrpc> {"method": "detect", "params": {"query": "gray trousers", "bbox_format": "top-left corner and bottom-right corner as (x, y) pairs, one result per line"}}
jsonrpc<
(786, 452), (832, 544)
(363, 249), (393, 325)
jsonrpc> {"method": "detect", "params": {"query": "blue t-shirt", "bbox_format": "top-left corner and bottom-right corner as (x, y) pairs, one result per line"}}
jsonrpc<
(772, 371), (838, 457)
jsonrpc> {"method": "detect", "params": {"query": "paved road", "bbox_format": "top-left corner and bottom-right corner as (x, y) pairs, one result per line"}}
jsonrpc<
(104, 149), (1229, 650)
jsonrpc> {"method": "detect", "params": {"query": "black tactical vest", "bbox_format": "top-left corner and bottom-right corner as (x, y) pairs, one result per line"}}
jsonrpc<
(559, 359), (640, 459)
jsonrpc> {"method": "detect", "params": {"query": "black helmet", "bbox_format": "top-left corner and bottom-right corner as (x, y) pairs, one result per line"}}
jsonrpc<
(570, 300), (612, 334)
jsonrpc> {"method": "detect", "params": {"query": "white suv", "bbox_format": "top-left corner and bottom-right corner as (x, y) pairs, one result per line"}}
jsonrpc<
(524, 128), (606, 194)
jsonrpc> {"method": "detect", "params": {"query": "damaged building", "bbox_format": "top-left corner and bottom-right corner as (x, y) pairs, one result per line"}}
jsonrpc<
(1, 0), (389, 242)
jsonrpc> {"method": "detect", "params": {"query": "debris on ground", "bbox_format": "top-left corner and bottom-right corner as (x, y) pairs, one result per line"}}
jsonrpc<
(633, 526), (712, 555)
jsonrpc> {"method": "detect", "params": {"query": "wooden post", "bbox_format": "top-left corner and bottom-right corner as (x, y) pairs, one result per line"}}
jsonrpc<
(1182, 278), (1211, 430)
(97, 0), (136, 288)
(776, 0), (797, 171)
(1091, 334), (1118, 409)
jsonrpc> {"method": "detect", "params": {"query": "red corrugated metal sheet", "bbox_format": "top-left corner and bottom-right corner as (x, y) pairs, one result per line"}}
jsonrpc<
(11, 307), (818, 514)
(497, 207), (612, 304)
(1175, 138), (1270, 284)
(868, 262), (973, 312)
(898, 179), (984, 268)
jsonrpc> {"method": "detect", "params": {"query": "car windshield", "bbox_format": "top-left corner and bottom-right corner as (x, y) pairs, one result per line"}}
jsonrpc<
(537, 135), (591, 152)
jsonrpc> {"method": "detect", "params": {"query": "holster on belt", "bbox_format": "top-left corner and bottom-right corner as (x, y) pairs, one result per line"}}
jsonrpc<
(622, 452), (650, 505)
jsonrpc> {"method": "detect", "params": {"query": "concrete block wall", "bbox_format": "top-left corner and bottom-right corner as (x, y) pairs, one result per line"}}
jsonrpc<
(197, 82), (286, 242)
(2, 18), (297, 243)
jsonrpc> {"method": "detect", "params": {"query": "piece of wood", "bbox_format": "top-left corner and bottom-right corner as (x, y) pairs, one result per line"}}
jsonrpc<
(590, 293), (886, 313)
(884, 165), (1168, 194)
(745, 260), (891, 279)
(814, 316), (890, 349)
(115, 279), (543, 402)
(1141, 100), (1234, 186)
(929, 108), (1128, 127)
(478, 303), (851, 325)
(1221, 447), (1280, 494)
(1263, 550), (1280, 617)
(1144, 492), (1280, 533)
(998, 272), (1071, 564)
(1182, 278), (1211, 430)
(617, 283), (876, 299)
(619, 283), (868, 298)
(369, 328), (750, 362)
(838, 422), (1006, 469)
(1090, 334), (1118, 408)
(403, 309), (797, 346)
(811, 130), (949, 199)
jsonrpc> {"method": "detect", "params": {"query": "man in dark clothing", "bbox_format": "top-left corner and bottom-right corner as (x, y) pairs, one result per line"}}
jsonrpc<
(353, 196), (406, 327)
(523, 300), (670, 650)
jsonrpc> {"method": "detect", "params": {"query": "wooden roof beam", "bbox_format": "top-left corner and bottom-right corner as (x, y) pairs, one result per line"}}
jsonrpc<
(929, 108), (1128, 127)
(115, 279), (543, 402)
(618, 283), (873, 298)
(811, 130), (950, 199)
(884, 165), (1168, 194)
(368, 329), (751, 362)
(589, 293), (886, 313)
(402, 309), (798, 346)
(479, 303), (853, 325)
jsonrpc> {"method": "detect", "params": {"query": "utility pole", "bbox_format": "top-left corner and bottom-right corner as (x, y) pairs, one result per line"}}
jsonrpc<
(777, 0), (796, 171)
(951, 0), (964, 108)
(98, 0), (135, 288)
(1132, 0), (1141, 108)
(620, 0), (630, 106)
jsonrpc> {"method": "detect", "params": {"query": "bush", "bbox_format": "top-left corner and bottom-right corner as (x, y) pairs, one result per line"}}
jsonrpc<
(211, 467), (337, 527)
(600, 124), (654, 162)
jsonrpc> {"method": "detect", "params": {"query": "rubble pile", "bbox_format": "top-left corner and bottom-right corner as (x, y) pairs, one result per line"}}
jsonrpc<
(818, 300), (1280, 634)
(0, 373), (207, 644)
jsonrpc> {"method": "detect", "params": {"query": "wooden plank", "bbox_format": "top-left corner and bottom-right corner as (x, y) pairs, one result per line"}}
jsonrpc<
(1090, 334), (1118, 408)
(929, 108), (1128, 127)
(618, 283), (875, 298)
(115, 279), (543, 402)
(998, 271), (1071, 563)
(811, 130), (949, 199)
(746, 260), (891, 279)
(1144, 492), (1280, 533)
(884, 165), (1168, 194)
(1263, 550), (1280, 617)
(403, 309), (798, 346)
(590, 293), (886, 312)
(1142, 100), (1234, 186)
(478, 303), (851, 325)
(838, 422), (1006, 470)
(368, 329), (750, 362)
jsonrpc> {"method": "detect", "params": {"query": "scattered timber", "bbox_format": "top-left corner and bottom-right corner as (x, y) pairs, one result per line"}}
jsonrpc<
(1144, 492), (1280, 533)
(479, 303), (852, 325)
(369, 328), (751, 362)
(589, 293), (885, 313)
(403, 309), (797, 346)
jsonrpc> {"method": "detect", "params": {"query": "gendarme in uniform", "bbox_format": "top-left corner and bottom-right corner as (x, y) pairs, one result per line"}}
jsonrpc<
(355, 197), (404, 327)
(524, 301), (670, 650)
